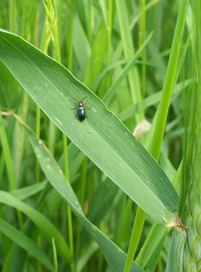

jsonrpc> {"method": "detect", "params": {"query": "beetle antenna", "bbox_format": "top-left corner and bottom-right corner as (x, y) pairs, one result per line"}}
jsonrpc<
(72, 96), (87, 102)
(81, 96), (87, 102)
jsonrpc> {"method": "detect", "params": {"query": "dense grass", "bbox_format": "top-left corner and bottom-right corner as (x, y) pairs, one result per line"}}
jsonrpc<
(0, 0), (200, 272)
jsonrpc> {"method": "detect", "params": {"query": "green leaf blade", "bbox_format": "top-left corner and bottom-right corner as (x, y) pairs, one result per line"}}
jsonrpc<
(0, 218), (54, 272)
(0, 191), (73, 264)
(0, 29), (179, 225)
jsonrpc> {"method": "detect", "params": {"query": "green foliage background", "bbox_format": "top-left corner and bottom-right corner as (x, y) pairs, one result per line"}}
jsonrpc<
(0, 0), (200, 272)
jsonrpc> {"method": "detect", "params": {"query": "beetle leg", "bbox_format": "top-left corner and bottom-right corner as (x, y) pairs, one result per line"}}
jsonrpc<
(72, 103), (78, 110)
(85, 112), (89, 119)
(83, 101), (91, 110)
(73, 111), (78, 120)
(83, 100), (88, 106)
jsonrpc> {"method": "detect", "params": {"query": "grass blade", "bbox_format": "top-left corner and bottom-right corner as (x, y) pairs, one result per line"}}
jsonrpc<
(165, 228), (187, 272)
(115, 0), (143, 122)
(149, 0), (189, 160)
(0, 191), (73, 264)
(0, 218), (54, 272)
(103, 32), (153, 104)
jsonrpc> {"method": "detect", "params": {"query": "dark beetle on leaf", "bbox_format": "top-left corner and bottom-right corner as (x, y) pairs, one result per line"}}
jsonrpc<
(72, 96), (89, 122)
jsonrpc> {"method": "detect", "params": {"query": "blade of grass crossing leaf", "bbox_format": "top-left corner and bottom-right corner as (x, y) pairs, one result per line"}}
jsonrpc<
(0, 218), (54, 272)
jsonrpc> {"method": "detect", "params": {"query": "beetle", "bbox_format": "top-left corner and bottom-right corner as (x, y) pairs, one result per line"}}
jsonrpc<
(72, 96), (88, 122)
